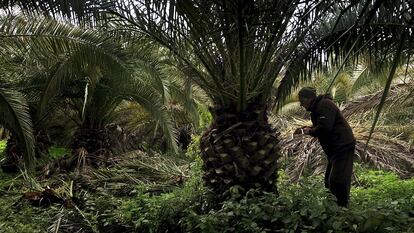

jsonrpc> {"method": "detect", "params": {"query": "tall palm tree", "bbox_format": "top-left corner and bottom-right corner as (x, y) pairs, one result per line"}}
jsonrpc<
(2, 0), (413, 198)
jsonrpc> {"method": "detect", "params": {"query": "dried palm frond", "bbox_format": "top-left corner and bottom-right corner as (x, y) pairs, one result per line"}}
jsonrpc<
(47, 207), (97, 233)
(272, 116), (325, 182)
(342, 83), (413, 118)
(353, 122), (414, 178)
(272, 113), (414, 181)
(82, 150), (190, 194)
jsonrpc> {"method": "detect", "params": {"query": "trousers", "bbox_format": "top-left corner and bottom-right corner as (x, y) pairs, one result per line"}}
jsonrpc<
(324, 146), (355, 207)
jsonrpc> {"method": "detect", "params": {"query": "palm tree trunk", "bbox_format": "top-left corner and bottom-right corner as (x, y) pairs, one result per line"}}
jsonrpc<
(200, 100), (280, 199)
(1, 130), (51, 173)
(34, 129), (53, 158)
(0, 127), (9, 140)
(1, 136), (21, 172)
(71, 124), (112, 168)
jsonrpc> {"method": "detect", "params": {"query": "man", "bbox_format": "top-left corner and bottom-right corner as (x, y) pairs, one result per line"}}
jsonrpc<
(294, 87), (356, 207)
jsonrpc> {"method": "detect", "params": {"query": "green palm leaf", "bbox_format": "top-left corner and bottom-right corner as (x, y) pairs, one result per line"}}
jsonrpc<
(276, 0), (413, 106)
(0, 15), (130, 118)
(119, 79), (179, 153)
(0, 88), (34, 167)
(0, 14), (184, 152)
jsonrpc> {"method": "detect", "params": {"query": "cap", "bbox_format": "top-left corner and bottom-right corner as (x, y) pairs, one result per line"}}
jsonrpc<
(298, 87), (317, 99)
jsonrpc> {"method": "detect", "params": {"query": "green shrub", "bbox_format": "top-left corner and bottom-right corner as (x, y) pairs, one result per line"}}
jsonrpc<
(352, 164), (414, 213)
(185, 135), (201, 160)
(0, 140), (68, 161)
(181, 171), (414, 233)
(0, 205), (52, 233)
(1, 153), (413, 233)
(197, 105), (212, 132)
(0, 170), (61, 233)
(99, 163), (414, 233)
(97, 159), (208, 233)
(48, 147), (70, 160)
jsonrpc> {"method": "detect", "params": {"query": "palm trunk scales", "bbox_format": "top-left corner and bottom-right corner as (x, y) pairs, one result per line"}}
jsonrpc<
(200, 102), (280, 198)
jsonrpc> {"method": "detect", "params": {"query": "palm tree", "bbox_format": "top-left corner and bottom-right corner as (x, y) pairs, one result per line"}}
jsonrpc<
(2, 0), (413, 198)
(109, 0), (414, 198)
(112, 60), (203, 152)
(0, 15), (190, 168)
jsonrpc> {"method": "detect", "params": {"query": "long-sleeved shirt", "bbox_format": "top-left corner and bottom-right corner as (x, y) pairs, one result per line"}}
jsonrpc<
(308, 95), (356, 157)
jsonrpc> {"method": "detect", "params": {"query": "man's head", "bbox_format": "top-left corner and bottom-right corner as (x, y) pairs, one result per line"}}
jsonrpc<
(298, 87), (317, 110)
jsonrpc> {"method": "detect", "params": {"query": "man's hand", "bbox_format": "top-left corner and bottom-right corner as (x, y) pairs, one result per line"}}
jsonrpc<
(293, 128), (303, 135)
(293, 126), (312, 135)
(302, 127), (312, 135)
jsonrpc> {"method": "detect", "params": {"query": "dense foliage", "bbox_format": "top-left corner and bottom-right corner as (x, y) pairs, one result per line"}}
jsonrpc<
(0, 0), (414, 232)
(0, 147), (413, 232)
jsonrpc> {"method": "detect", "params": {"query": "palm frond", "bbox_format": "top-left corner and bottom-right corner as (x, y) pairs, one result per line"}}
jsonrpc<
(166, 80), (199, 126)
(0, 87), (34, 167)
(0, 0), (107, 25)
(276, 0), (414, 107)
(0, 15), (130, 118)
(354, 123), (414, 177)
(107, 0), (339, 110)
(87, 150), (189, 192)
(119, 78), (179, 153)
(364, 33), (408, 154)
(342, 83), (413, 118)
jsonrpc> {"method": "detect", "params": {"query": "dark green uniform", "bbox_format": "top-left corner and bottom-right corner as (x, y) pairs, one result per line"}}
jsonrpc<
(308, 95), (356, 207)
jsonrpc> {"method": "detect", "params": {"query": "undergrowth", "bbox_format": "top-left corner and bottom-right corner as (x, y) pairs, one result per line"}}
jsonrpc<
(91, 163), (414, 233)
(0, 141), (413, 233)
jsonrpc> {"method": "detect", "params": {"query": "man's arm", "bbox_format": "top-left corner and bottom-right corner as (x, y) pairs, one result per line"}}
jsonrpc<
(308, 102), (336, 137)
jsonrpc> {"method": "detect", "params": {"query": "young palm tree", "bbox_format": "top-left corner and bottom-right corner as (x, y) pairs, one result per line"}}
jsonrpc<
(0, 14), (136, 168)
(112, 59), (203, 152)
(2, 0), (413, 198)
(0, 15), (187, 168)
(1, 46), (59, 166)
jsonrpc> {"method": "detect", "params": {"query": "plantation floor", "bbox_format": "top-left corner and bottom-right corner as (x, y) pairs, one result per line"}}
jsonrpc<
(0, 142), (413, 232)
